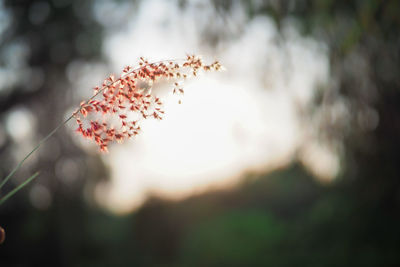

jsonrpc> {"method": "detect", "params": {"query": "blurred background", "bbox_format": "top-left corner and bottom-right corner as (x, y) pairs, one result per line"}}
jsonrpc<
(0, 0), (399, 266)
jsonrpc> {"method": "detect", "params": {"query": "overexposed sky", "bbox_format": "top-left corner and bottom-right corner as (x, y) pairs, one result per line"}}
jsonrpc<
(72, 0), (337, 213)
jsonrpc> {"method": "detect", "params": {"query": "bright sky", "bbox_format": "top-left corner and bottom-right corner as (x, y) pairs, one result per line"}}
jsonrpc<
(73, 0), (338, 213)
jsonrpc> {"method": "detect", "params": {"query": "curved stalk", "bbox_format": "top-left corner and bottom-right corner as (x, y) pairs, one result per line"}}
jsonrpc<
(0, 59), (182, 205)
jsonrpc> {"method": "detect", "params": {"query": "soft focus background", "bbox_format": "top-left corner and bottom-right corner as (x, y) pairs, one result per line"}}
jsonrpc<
(0, 0), (399, 266)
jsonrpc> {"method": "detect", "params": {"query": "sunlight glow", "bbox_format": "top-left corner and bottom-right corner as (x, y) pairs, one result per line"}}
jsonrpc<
(83, 0), (336, 213)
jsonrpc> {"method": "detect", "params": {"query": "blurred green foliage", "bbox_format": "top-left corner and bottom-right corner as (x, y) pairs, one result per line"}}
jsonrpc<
(3, 164), (400, 266)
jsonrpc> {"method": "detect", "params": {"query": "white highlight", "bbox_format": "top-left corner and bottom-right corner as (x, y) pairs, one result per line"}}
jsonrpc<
(86, 0), (337, 213)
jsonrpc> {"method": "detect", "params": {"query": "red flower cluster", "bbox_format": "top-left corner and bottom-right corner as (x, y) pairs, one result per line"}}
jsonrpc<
(74, 55), (222, 152)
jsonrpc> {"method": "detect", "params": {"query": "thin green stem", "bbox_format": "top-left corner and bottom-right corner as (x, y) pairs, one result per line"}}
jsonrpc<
(0, 172), (39, 206)
(0, 116), (74, 189)
(0, 58), (184, 198)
